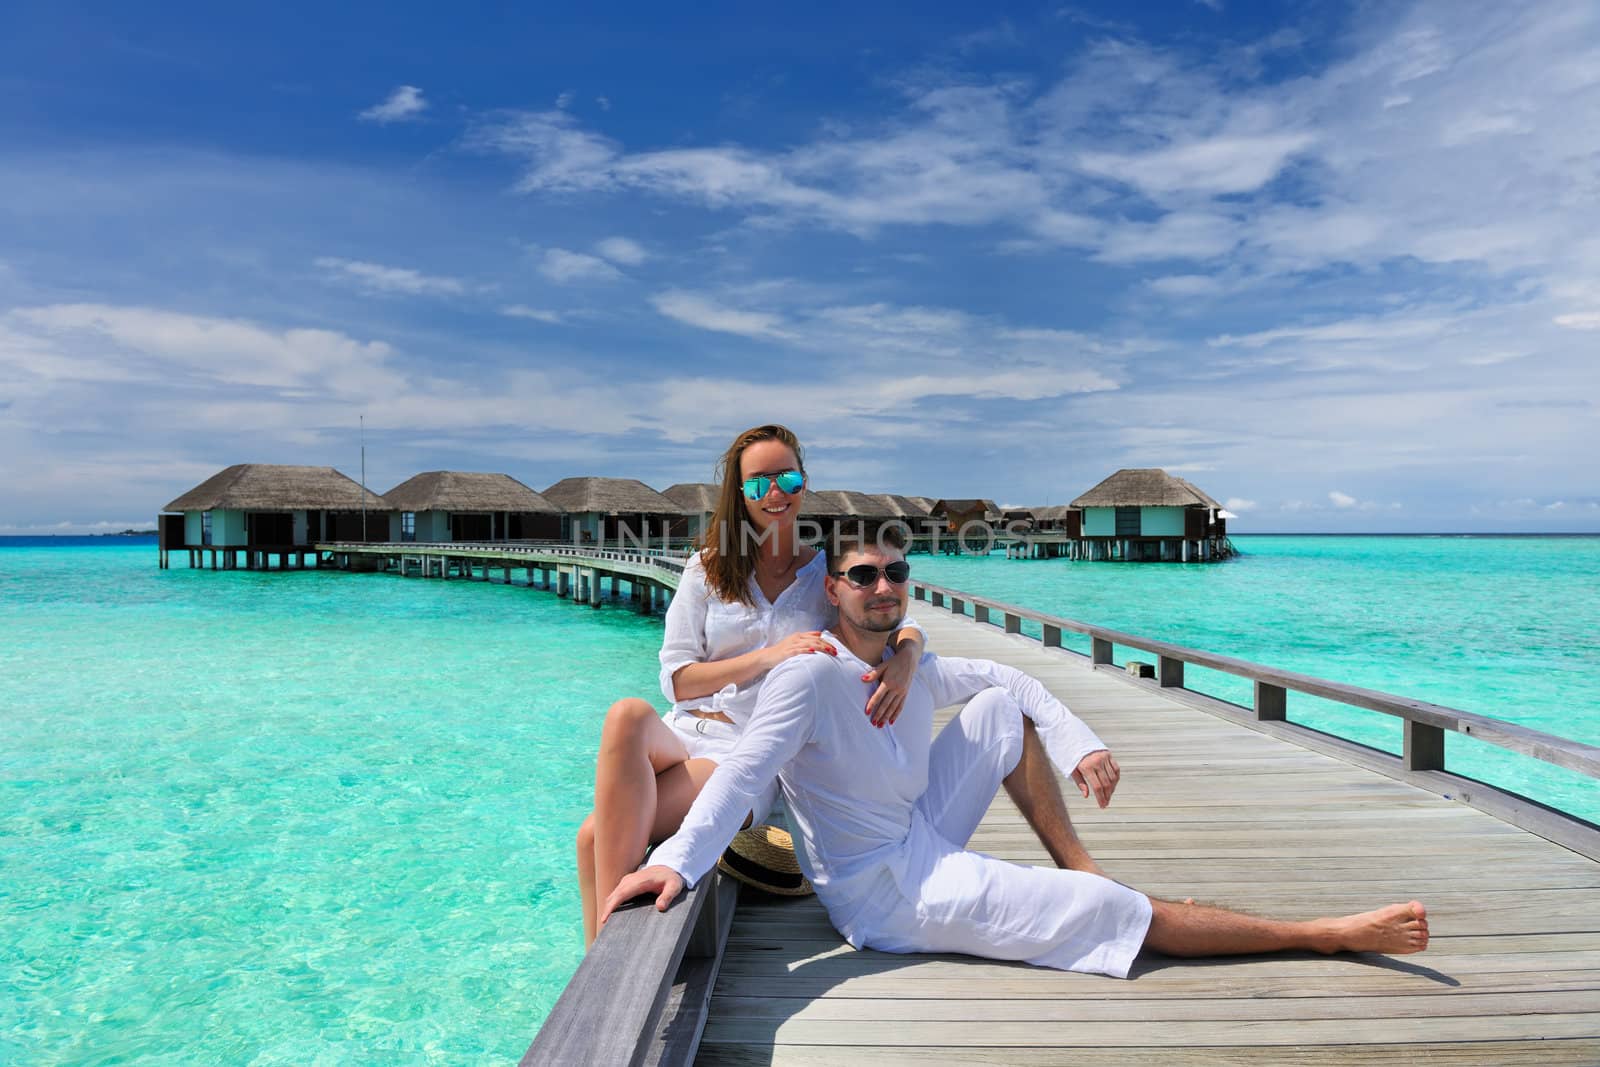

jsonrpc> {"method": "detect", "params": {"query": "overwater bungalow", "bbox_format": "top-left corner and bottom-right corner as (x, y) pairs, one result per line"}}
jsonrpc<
(158, 463), (390, 569)
(929, 498), (1000, 533)
(661, 482), (718, 543)
(382, 471), (562, 543)
(1068, 467), (1236, 562)
(542, 477), (687, 547)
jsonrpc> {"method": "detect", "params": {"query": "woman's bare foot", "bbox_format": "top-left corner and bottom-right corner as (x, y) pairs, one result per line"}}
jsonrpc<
(1318, 901), (1429, 955)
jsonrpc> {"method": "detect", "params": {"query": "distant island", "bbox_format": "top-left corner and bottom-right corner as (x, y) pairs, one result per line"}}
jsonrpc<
(101, 529), (157, 536)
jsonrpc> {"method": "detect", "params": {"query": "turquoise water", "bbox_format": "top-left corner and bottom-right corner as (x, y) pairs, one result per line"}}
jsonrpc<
(1, 540), (662, 1064)
(912, 535), (1600, 823)
(4, 536), (1597, 1063)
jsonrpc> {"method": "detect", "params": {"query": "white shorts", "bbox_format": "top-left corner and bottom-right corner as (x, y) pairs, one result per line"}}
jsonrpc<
(855, 687), (1153, 978)
(666, 709), (779, 826)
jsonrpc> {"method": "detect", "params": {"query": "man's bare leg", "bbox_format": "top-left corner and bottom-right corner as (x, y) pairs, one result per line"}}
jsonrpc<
(1003, 718), (1106, 877)
(1142, 897), (1429, 957)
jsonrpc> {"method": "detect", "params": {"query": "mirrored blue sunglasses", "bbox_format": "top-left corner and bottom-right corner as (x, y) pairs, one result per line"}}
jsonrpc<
(742, 469), (806, 500)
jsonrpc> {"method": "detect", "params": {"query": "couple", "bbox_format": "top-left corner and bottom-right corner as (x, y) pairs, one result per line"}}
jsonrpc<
(580, 425), (1429, 975)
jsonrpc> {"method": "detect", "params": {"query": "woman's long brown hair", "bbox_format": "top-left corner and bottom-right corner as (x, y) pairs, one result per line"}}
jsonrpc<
(700, 424), (805, 606)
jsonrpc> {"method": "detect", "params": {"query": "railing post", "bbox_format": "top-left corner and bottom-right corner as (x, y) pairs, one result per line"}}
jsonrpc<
(931, 591), (944, 608)
(1405, 720), (1446, 772)
(1092, 637), (1113, 665)
(1004, 612), (1021, 634)
(972, 604), (988, 624)
(913, 585), (926, 601)
(1042, 624), (1062, 647)
(1158, 655), (1184, 688)
(1255, 682), (1287, 721)
(950, 596), (964, 615)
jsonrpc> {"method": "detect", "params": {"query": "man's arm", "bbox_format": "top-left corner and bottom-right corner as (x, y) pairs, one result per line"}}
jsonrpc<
(923, 654), (1118, 805)
(602, 659), (819, 925)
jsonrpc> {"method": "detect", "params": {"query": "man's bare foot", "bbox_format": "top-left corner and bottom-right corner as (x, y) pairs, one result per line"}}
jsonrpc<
(1318, 901), (1429, 955)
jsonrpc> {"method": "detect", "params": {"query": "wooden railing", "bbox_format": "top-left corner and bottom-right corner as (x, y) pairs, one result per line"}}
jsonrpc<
(521, 872), (738, 1066)
(909, 578), (1600, 858)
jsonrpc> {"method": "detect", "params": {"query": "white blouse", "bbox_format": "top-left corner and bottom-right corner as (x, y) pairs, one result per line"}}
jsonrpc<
(658, 551), (922, 726)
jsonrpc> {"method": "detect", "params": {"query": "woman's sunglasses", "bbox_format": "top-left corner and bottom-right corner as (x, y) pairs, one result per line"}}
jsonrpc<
(830, 561), (912, 587)
(742, 469), (806, 500)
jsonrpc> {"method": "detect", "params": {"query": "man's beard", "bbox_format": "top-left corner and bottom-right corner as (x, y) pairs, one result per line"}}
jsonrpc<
(843, 603), (902, 633)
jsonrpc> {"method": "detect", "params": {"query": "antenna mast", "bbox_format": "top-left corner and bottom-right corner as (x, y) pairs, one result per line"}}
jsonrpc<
(360, 414), (367, 542)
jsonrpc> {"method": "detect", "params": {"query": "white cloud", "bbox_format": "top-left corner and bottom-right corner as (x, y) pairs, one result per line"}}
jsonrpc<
(556, 91), (576, 110)
(501, 305), (563, 324)
(1077, 133), (1315, 197)
(650, 290), (791, 339)
(315, 257), (466, 297)
(594, 236), (648, 265)
(1224, 497), (1257, 512)
(537, 248), (622, 283)
(1554, 311), (1600, 330)
(1329, 490), (1357, 508)
(358, 85), (427, 124)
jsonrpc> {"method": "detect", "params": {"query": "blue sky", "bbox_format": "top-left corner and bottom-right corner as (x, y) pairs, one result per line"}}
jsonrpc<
(1, 0), (1596, 533)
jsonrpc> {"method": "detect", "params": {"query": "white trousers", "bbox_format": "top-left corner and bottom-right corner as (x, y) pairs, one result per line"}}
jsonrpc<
(857, 687), (1153, 978)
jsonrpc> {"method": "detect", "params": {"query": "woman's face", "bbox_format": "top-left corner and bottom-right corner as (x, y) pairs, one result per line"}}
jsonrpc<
(738, 438), (805, 537)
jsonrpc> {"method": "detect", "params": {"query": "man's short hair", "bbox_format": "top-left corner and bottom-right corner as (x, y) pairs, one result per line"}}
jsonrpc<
(825, 521), (908, 574)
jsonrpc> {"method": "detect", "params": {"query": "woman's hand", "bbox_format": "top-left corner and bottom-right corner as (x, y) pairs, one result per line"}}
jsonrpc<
(862, 643), (918, 727)
(762, 631), (837, 671)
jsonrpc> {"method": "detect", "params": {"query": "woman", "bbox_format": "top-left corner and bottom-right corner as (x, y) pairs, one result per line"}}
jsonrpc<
(575, 424), (926, 945)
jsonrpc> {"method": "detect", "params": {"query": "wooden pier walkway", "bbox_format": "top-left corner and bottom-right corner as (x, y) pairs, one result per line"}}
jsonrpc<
(515, 550), (1600, 1066)
(692, 606), (1600, 1065)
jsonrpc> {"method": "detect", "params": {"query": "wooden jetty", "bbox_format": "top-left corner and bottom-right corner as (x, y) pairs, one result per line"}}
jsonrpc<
(525, 559), (1600, 1065)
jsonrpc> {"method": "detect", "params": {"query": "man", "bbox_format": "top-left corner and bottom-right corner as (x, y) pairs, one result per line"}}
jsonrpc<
(603, 527), (1429, 976)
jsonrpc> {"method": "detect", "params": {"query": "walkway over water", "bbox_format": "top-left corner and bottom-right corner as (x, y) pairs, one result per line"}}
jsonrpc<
(688, 607), (1600, 1065)
(308, 543), (1599, 1063)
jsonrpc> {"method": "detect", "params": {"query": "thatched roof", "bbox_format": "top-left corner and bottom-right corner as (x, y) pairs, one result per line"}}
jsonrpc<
(543, 477), (686, 515)
(1029, 504), (1076, 522)
(799, 490), (851, 519)
(662, 482), (720, 515)
(1071, 468), (1221, 509)
(164, 464), (391, 513)
(906, 496), (939, 514)
(931, 498), (1000, 520)
(833, 490), (897, 519)
(872, 494), (933, 518)
(383, 471), (560, 514)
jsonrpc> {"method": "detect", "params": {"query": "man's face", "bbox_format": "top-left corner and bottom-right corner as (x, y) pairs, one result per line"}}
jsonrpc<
(826, 543), (909, 634)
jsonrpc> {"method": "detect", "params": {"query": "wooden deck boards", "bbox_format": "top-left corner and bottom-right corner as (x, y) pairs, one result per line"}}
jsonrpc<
(694, 610), (1600, 1064)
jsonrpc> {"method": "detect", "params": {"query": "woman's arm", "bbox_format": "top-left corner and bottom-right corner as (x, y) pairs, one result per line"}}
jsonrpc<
(671, 631), (835, 702)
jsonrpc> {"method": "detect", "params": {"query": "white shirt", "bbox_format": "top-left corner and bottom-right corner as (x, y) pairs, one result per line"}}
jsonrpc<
(657, 551), (922, 726)
(650, 634), (1108, 939)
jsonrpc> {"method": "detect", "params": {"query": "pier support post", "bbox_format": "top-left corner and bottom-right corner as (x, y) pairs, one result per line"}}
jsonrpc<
(1255, 682), (1287, 721)
(589, 568), (601, 607)
(1158, 656), (1184, 688)
(558, 569), (571, 598)
(1405, 720), (1446, 772)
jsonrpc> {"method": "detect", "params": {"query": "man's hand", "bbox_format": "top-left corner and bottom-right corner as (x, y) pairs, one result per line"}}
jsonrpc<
(862, 643), (917, 727)
(599, 865), (685, 928)
(1072, 749), (1120, 808)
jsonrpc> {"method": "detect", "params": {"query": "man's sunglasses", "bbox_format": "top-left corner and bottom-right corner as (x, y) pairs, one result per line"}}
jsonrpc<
(742, 469), (806, 500)
(830, 561), (912, 587)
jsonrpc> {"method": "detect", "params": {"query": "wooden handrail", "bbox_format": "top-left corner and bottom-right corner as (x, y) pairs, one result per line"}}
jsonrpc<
(521, 873), (737, 1067)
(910, 579), (1600, 782)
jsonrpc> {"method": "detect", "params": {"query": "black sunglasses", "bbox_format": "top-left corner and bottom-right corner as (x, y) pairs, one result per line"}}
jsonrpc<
(830, 561), (911, 587)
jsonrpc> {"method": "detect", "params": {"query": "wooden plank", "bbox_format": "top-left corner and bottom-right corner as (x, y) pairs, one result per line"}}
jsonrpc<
(697, 1040), (1600, 1067)
(699, 1012), (1600, 1047)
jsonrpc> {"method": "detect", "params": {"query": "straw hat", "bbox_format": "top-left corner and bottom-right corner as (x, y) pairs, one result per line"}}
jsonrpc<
(717, 824), (814, 897)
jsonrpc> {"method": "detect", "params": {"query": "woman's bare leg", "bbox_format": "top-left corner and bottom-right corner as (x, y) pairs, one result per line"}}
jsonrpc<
(583, 698), (711, 946)
(1142, 897), (1428, 958)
